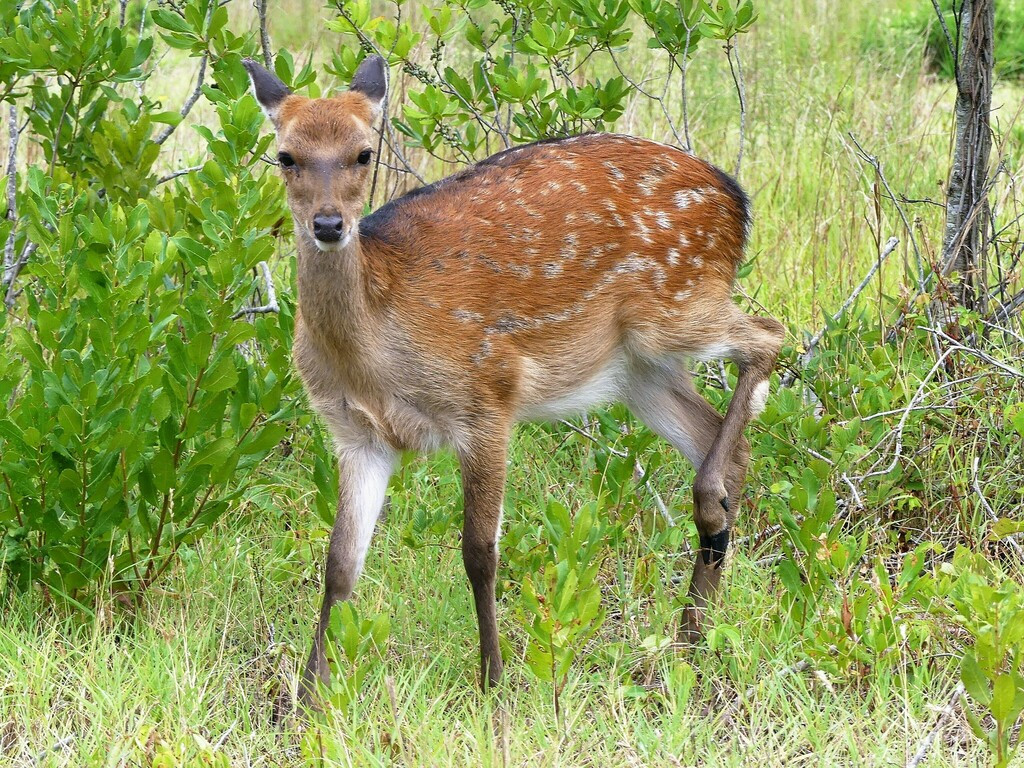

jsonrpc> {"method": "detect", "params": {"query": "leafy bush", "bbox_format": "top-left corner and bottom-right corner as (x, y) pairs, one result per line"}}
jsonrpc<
(0, 0), (299, 605)
(327, 0), (756, 157)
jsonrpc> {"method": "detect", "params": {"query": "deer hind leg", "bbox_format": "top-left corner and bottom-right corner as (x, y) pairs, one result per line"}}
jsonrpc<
(686, 312), (785, 639)
(625, 365), (750, 643)
(288, 439), (395, 718)
(457, 431), (509, 691)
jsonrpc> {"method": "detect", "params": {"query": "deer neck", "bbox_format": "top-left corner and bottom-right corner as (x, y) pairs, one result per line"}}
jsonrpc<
(295, 231), (383, 357)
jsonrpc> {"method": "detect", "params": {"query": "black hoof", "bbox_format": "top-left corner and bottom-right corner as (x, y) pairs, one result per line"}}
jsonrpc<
(699, 527), (730, 567)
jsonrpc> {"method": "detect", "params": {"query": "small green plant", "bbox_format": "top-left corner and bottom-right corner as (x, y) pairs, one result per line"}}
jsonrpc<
(320, 601), (392, 713)
(519, 499), (611, 726)
(935, 549), (1024, 768)
(0, 0), (303, 606)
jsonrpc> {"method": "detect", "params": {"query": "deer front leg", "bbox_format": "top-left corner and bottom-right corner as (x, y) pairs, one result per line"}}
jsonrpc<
(281, 439), (395, 720)
(458, 433), (508, 691)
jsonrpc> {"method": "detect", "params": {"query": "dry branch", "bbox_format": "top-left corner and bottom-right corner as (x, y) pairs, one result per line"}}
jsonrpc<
(781, 236), (899, 387)
(232, 260), (279, 319)
(906, 681), (965, 768)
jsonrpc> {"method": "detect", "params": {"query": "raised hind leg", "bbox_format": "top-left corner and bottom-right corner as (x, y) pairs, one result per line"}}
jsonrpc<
(689, 312), (783, 638)
(626, 363), (750, 642)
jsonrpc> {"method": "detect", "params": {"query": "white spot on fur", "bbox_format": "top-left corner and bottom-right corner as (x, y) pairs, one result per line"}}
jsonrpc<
(692, 255), (704, 268)
(453, 309), (483, 323)
(637, 172), (660, 196)
(602, 161), (626, 182)
(667, 248), (681, 266)
(631, 214), (654, 244)
(654, 211), (672, 230)
(674, 289), (691, 301)
(674, 188), (706, 209)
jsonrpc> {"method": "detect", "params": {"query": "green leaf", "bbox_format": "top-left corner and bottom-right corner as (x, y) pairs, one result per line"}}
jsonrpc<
(962, 652), (992, 706)
(991, 518), (1024, 540)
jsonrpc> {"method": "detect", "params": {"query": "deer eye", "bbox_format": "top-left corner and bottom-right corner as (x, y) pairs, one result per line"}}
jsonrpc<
(277, 151), (296, 168)
(357, 149), (372, 165)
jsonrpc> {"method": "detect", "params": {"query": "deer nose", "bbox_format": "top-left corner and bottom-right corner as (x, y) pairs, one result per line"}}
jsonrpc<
(312, 214), (345, 243)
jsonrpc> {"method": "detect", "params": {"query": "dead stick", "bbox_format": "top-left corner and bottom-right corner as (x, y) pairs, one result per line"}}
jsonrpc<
(906, 682), (965, 768)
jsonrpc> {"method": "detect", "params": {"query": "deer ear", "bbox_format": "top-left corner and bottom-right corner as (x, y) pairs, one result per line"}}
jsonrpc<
(243, 57), (292, 127)
(349, 54), (387, 117)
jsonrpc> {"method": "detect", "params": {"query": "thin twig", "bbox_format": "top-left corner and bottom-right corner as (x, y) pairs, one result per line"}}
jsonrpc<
(4, 241), (38, 308)
(853, 348), (956, 481)
(154, 0), (215, 146)
(781, 236), (899, 387)
(928, 0), (958, 63)
(155, 55), (208, 145)
(725, 38), (746, 177)
(905, 682), (965, 768)
(232, 260), (279, 319)
(972, 456), (1024, 558)
(925, 326), (1024, 379)
(3, 103), (21, 288)
(257, 0), (272, 66)
(607, 49), (683, 148)
(334, 3), (426, 187)
(848, 133), (931, 311)
(156, 164), (203, 185)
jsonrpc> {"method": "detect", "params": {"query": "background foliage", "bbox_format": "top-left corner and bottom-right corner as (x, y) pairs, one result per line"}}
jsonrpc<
(1, 0), (1024, 765)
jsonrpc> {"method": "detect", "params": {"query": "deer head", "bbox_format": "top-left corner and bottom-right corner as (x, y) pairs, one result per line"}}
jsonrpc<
(243, 55), (387, 251)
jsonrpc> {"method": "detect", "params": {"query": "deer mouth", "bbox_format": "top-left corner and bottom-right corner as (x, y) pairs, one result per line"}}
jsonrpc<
(311, 228), (354, 252)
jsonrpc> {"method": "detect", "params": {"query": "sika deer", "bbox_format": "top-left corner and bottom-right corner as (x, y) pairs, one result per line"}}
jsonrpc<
(243, 54), (785, 711)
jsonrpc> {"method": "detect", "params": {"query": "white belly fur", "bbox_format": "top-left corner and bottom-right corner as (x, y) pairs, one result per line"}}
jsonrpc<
(516, 353), (628, 422)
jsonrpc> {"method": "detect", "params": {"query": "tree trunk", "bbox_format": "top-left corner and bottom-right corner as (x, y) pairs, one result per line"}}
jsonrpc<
(940, 0), (995, 314)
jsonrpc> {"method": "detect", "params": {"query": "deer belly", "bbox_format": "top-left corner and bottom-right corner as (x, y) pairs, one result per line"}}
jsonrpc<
(516, 353), (627, 421)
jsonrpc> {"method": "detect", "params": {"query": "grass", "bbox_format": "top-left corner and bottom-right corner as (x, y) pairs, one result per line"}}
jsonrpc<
(0, 492), (978, 766)
(3, 0), (1024, 765)
(0, 421), (1005, 766)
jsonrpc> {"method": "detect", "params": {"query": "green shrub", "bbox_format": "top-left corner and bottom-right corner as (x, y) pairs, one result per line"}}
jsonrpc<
(0, 0), (300, 605)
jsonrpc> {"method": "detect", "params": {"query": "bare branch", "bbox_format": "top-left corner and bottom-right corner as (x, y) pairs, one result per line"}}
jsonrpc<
(155, 54), (208, 146)
(925, 326), (1024, 379)
(232, 260), (279, 319)
(3, 104), (21, 288)
(156, 164), (203, 185)
(905, 682), (965, 768)
(782, 237), (900, 387)
(154, 0), (215, 146)
(928, 0), (958, 63)
(256, 0), (272, 66)
(607, 49), (684, 148)
(724, 38), (747, 177)
(853, 347), (957, 481)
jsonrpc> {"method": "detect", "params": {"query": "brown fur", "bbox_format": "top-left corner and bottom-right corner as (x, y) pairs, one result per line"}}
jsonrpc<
(248, 58), (786, 716)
